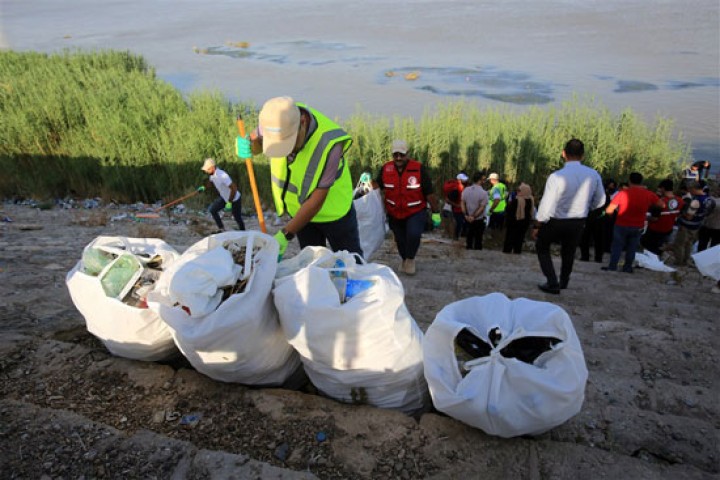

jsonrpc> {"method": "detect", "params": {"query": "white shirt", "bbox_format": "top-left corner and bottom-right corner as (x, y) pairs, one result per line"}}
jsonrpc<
(536, 161), (605, 222)
(210, 167), (240, 203)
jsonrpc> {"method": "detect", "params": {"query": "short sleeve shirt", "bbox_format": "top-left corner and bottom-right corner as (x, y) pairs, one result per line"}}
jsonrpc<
(610, 186), (659, 228)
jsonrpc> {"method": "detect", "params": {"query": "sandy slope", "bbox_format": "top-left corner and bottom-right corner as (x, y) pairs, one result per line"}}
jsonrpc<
(0, 203), (717, 479)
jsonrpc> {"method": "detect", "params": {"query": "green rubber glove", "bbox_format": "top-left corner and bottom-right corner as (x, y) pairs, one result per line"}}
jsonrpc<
(273, 230), (288, 261)
(431, 212), (441, 228)
(236, 135), (252, 159)
(224, 201), (232, 211)
(197, 186), (205, 192)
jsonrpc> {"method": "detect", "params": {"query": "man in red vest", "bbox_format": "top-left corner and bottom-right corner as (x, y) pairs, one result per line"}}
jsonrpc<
(375, 140), (440, 275)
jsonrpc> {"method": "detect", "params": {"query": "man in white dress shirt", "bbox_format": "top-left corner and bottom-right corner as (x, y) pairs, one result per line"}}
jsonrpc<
(532, 139), (606, 294)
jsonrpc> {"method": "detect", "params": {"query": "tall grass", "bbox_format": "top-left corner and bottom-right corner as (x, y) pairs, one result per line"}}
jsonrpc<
(0, 50), (691, 207)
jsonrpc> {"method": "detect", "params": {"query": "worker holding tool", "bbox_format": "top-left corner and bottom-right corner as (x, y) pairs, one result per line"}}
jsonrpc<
(237, 96), (363, 260)
(199, 157), (245, 233)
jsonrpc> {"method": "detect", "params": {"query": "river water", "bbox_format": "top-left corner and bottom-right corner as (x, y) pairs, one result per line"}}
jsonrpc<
(2, 0), (718, 169)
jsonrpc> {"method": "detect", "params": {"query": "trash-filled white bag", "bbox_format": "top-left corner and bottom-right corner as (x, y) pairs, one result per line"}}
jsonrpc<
(274, 247), (428, 413)
(148, 231), (301, 386)
(423, 293), (588, 437)
(66, 236), (180, 361)
(692, 244), (720, 280)
(353, 173), (387, 261)
(635, 251), (676, 272)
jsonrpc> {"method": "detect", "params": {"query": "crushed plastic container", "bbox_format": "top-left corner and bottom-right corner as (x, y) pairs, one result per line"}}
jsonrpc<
(99, 253), (143, 300)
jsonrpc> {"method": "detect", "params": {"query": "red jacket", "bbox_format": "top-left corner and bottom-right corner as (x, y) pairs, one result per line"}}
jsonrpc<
(381, 159), (427, 220)
(443, 179), (464, 213)
(648, 194), (683, 233)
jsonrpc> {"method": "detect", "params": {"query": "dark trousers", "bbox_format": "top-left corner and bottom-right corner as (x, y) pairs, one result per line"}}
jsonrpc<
(466, 218), (486, 250)
(608, 225), (643, 272)
(579, 214), (604, 262)
(388, 209), (427, 260)
(209, 196), (245, 231)
(488, 212), (505, 230)
(536, 218), (586, 287)
(297, 204), (364, 258)
(641, 229), (672, 255)
(698, 226), (720, 251)
(503, 218), (530, 253)
(452, 211), (466, 239)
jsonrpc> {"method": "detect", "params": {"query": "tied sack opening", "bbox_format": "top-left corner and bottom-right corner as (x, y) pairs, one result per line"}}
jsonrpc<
(455, 327), (561, 374)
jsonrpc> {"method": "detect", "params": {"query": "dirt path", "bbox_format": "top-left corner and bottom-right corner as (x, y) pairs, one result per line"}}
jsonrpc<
(0, 203), (717, 479)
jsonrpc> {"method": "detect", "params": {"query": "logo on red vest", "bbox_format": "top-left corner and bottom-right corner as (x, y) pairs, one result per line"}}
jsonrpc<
(408, 176), (418, 186)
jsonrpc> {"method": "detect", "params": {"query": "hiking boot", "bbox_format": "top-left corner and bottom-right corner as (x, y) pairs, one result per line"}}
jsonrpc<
(405, 258), (416, 276)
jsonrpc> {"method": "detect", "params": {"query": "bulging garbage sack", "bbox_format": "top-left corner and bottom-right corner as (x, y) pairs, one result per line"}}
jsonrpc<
(148, 231), (302, 387)
(66, 236), (180, 361)
(353, 173), (387, 261)
(274, 247), (429, 414)
(423, 293), (588, 437)
(692, 244), (720, 281)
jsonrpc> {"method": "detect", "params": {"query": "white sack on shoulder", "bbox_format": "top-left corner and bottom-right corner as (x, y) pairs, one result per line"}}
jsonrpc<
(635, 251), (676, 272)
(149, 231), (301, 387)
(66, 236), (179, 361)
(423, 293), (588, 438)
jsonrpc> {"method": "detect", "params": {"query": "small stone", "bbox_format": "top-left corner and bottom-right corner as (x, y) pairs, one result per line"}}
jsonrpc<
(274, 443), (290, 462)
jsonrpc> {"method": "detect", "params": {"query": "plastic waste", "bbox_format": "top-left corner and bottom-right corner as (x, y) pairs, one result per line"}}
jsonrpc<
(82, 248), (115, 276)
(345, 278), (375, 299)
(330, 259), (347, 303)
(99, 253), (143, 299)
(179, 412), (202, 427)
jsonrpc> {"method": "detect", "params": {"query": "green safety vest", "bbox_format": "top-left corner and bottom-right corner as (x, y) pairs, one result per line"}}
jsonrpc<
(269, 104), (353, 223)
(490, 182), (507, 213)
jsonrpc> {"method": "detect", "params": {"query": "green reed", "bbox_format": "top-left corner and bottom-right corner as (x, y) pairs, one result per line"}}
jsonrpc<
(0, 50), (691, 207)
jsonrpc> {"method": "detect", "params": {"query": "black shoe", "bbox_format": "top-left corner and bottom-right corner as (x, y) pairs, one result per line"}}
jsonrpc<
(601, 266), (616, 271)
(560, 280), (568, 289)
(622, 267), (634, 274)
(538, 282), (561, 294)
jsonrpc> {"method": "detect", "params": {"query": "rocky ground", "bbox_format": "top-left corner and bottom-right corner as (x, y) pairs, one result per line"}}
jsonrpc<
(0, 202), (718, 479)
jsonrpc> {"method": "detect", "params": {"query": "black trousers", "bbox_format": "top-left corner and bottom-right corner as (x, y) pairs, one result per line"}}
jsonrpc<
(579, 213), (604, 262)
(536, 218), (586, 287)
(640, 228), (671, 255)
(503, 218), (530, 253)
(296, 204), (364, 259)
(466, 218), (486, 250)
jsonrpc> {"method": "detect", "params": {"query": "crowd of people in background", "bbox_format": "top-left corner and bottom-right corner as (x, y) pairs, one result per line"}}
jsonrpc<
(432, 140), (718, 293)
(208, 99), (718, 294)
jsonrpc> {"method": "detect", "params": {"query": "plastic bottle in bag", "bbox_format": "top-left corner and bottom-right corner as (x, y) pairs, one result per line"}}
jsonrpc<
(330, 259), (347, 303)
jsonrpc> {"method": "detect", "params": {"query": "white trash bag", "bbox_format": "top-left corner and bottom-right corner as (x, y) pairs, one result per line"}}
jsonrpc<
(274, 247), (428, 414)
(353, 172), (387, 261)
(148, 231), (301, 386)
(66, 236), (180, 361)
(635, 251), (676, 272)
(692, 244), (720, 281)
(423, 293), (588, 437)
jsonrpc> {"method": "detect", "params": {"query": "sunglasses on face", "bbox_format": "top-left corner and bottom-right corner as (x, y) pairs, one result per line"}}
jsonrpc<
(393, 152), (406, 158)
